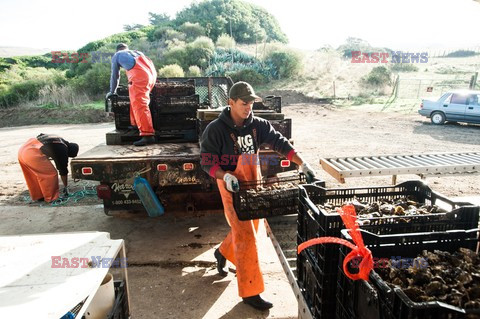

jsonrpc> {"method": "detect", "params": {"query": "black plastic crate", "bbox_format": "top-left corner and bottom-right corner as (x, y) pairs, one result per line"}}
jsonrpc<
(107, 280), (129, 319)
(114, 113), (131, 130)
(297, 180), (479, 319)
(152, 79), (195, 97)
(296, 248), (337, 318)
(152, 95), (200, 114)
(337, 229), (480, 319)
(233, 174), (306, 221)
(152, 112), (196, 131)
(253, 95), (282, 113)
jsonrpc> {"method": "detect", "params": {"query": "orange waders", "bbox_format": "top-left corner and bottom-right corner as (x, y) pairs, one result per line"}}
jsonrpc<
(18, 138), (59, 202)
(126, 55), (157, 136)
(217, 154), (264, 298)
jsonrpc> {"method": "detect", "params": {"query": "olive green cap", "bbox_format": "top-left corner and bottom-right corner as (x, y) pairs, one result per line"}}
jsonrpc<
(229, 81), (261, 102)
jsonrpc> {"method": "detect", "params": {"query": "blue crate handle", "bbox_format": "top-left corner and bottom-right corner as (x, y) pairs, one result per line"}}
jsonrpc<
(133, 176), (165, 217)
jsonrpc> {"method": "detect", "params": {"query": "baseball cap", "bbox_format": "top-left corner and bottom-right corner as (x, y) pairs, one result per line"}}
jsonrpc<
(229, 81), (261, 102)
(116, 43), (128, 51)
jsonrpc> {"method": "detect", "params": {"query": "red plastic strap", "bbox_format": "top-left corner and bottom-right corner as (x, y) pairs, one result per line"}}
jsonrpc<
(297, 204), (373, 281)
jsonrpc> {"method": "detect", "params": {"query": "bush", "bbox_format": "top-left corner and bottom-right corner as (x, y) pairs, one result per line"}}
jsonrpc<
(216, 34), (236, 49)
(71, 63), (111, 96)
(158, 64), (185, 77)
(163, 46), (188, 68)
(264, 45), (303, 79)
(446, 50), (477, 58)
(227, 68), (266, 85)
(186, 65), (202, 77)
(390, 63), (418, 73)
(185, 37), (215, 68)
(179, 22), (205, 41)
(362, 66), (392, 87)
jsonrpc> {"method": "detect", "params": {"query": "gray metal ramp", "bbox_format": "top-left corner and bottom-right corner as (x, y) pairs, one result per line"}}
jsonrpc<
(320, 152), (480, 184)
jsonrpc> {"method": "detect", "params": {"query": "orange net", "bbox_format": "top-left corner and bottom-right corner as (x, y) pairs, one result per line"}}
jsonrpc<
(297, 204), (374, 281)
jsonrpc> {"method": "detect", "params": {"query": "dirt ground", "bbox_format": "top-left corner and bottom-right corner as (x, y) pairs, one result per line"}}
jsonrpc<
(0, 104), (479, 318)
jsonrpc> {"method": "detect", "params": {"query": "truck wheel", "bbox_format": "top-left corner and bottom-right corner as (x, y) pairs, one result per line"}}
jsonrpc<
(430, 111), (445, 125)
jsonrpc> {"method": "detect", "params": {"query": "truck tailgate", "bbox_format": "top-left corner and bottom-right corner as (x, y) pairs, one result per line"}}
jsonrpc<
(71, 143), (201, 184)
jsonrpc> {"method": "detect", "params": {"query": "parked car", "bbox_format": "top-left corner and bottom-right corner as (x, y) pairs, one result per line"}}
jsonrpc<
(418, 90), (480, 125)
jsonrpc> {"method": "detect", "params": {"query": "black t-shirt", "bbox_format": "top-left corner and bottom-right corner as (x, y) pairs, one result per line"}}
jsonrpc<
(37, 134), (70, 176)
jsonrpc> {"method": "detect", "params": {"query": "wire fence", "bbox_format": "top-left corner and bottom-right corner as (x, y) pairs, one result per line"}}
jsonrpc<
(396, 77), (472, 99)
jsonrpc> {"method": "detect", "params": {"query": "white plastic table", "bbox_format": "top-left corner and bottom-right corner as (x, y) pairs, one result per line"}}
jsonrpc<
(0, 232), (129, 319)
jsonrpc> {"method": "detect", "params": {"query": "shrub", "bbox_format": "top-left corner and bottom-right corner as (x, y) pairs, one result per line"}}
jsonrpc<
(158, 64), (185, 77)
(186, 65), (202, 77)
(163, 46), (188, 68)
(446, 50), (477, 58)
(216, 34), (236, 49)
(178, 22), (205, 41)
(227, 68), (266, 85)
(390, 63), (418, 73)
(71, 63), (111, 96)
(184, 37), (215, 69)
(264, 45), (303, 79)
(362, 66), (392, 87)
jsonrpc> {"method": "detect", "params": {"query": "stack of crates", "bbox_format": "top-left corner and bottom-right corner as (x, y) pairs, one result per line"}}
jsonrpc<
(111, 86), (131, 130)
(150, 79), (199, 142)
(296, 180), (479, 318)
(337, 229), (480, 319)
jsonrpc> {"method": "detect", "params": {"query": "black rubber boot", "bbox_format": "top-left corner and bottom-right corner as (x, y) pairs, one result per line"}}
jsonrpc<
(214, 248), (228, 277)
(243, 295), (273, 311)
(133, 136), (155, 146)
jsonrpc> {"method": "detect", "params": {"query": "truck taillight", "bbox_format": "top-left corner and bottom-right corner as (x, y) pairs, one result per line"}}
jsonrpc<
(96, 184), (111, 199)
(82, 167), (93, 175)
(183, 163), (194, 171)
(280, 160), (290, 168)
(157, 164), (168, 171)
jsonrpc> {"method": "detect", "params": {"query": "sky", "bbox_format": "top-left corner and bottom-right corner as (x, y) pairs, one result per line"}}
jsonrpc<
(1, 0), (480, 51)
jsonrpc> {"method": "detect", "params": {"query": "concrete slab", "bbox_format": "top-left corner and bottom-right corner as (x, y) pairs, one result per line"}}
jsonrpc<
(0, 205), (298, 318)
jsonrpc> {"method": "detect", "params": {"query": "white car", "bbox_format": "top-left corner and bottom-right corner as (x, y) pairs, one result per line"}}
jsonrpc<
(419, 90), (480, 125)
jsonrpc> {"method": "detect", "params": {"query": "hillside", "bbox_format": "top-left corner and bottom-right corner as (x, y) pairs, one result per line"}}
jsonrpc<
(0, 46), (50, 58)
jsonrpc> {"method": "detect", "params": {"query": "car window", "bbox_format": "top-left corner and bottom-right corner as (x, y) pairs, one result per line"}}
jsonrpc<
(474, 95), (480, 105)
(450, 94), (468, 104)
(443, 94), (452, 104)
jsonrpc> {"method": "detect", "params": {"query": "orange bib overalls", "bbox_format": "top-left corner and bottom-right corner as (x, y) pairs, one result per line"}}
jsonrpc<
(126, 55), (157, 136)
(18, 138), (59, 202)
(217, 154), (264, 298)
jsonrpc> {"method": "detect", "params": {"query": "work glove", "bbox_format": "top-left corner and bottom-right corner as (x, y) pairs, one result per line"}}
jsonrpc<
(300, 162), (316, 183)
(223, 173), (240, 193)
(105, 92), (117, 100)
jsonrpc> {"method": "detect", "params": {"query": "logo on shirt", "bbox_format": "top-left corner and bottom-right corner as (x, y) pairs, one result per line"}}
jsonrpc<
(237, 134), (255, 154)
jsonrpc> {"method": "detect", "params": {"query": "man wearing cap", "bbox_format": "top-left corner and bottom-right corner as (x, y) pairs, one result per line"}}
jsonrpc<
(200, 81), (316, 310)
(106, 43), (157, 146)
(18, 134), (79, 203)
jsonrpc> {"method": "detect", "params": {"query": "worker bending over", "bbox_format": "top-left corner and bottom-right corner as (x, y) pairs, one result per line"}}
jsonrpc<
(200, 81), (316, 311)
(107, 43), (157, 146)
(18, 134), (79, 203)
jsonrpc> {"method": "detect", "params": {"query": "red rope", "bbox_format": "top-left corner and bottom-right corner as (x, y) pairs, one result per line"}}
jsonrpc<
(297, 205), (374, 281)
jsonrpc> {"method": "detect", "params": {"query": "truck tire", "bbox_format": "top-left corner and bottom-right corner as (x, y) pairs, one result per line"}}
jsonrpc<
(431, 111), (446, 125)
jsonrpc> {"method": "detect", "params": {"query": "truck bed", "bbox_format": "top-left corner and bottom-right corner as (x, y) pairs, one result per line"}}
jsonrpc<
(74, 143), (200, 161)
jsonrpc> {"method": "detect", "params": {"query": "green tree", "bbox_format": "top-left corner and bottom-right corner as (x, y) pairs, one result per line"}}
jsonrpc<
(173, 0), (287, 44)
(186, 65), (202, 77)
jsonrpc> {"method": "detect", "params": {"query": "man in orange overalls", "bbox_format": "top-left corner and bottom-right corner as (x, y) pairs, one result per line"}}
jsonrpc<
(18, 134), (79, 203)
(200, 82), (316, 310)
(107, 43), (157, 146)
